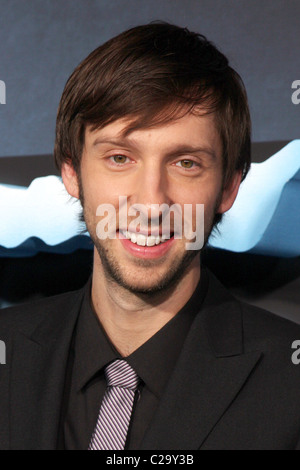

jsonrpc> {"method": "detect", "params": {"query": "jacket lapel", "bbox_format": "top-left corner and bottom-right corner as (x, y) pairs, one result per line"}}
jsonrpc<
(9, 290), (83, 449)
(140, 273), (262, 450)
(7, 271), (262, 449)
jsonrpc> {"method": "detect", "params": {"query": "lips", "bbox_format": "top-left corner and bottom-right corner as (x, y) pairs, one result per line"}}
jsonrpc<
(118, 230), (175, 259)
(119, 229), (172, 247)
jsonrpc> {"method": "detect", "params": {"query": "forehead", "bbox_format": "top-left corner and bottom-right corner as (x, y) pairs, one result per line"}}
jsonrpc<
(85, 110), (222, 156)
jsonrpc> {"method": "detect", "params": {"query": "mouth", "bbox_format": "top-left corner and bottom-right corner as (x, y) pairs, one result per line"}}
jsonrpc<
(119, 229), (173, 247)
(118, 229), (175, 259)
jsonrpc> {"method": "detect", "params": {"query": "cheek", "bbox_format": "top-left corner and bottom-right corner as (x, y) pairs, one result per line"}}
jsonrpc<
(82, 168), (132, 206)
(180, 183), (220, 210)
(80, 173), (115, 209)
(185, 185), (222, 229)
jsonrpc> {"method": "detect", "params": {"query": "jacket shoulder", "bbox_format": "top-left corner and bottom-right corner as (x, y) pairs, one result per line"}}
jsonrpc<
(239, 300), (300, 351)
(0, 287), (84, 334)
(205, 268), (300, 351)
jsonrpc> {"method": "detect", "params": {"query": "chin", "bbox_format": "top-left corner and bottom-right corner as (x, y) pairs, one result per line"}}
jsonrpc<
(101, 252), (199, 297)
(113, 276), (179, 296)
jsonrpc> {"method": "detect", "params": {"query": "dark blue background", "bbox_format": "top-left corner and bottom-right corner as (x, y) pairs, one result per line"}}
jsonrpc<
(0, 0), (299, 158)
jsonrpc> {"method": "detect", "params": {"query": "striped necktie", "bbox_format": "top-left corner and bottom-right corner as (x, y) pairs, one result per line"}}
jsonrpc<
(88, 359), (140, 450)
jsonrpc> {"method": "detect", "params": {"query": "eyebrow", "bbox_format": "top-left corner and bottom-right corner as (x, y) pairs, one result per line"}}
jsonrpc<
(92, 137), (217, 161)
(93, 137), (133, 148)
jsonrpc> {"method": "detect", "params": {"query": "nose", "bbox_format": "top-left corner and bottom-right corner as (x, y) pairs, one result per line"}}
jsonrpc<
(128, 161), (172, 226)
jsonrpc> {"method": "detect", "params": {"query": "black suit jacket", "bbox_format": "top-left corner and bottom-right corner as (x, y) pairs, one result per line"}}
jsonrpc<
(1, 271), (300, 450)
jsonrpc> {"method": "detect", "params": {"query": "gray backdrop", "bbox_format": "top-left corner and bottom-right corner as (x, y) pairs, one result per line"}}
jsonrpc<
(0, 0), (299, 158)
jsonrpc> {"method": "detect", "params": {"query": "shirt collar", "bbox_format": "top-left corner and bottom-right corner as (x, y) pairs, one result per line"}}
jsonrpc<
(73, 269), (208, 395)
(72, 278), (120, 392)
(126, 269), (208, 397)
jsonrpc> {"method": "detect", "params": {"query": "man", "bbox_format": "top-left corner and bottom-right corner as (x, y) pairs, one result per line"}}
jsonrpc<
(1, 22), (300, 450)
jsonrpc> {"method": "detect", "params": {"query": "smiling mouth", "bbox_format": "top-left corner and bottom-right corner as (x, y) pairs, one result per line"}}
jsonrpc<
(119, 229), (174, 247)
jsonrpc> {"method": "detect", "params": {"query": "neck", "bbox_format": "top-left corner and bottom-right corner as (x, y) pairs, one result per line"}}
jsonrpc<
(91, 251), (200, 357)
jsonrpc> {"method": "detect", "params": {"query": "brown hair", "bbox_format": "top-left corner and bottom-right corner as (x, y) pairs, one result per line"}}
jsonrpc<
(54, 22), (251, 190)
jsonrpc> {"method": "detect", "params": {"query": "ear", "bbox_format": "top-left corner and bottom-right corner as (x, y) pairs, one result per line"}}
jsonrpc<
(217, 171), (242, 214)
(61, 160), (80, 199)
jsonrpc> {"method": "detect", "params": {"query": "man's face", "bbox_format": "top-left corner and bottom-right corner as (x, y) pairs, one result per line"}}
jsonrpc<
(63, 111), (239, 294)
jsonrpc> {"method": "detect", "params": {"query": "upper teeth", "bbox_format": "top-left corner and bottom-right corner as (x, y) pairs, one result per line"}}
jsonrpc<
(121, 230), (169, 246)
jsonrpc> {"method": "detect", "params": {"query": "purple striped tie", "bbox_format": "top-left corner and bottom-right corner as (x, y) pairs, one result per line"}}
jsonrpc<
(88, 359), (140, 450)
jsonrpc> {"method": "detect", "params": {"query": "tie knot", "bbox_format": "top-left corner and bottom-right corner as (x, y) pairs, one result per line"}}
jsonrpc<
(105, 359), (140, 391)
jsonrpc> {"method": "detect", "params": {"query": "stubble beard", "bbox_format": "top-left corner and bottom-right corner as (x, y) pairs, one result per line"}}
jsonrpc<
(79, 182), (220, 296)
(92, 235), (200, 295)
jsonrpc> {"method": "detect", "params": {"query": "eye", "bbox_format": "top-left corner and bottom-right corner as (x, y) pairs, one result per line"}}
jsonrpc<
(175, 159), (196, 169)
(109, 155), (130, 165)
